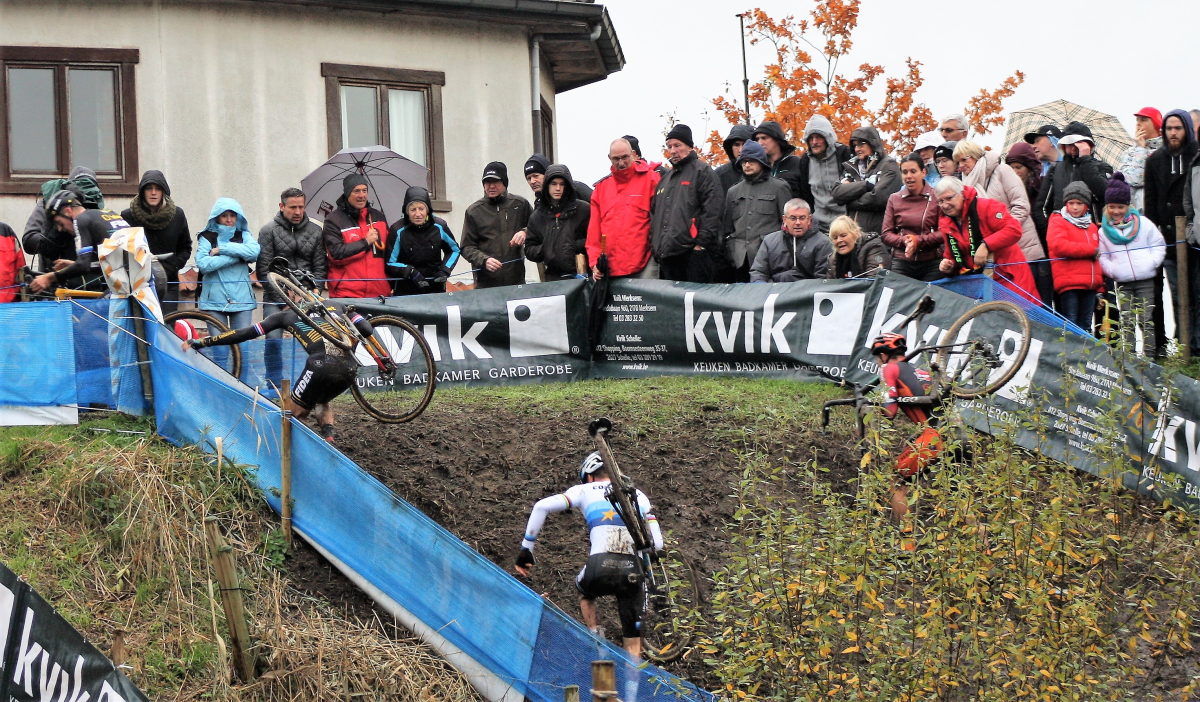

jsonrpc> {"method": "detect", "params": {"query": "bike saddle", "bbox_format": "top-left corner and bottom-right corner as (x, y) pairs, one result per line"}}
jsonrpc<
(269, 256), (292, 273)
(588, 417), (613, 437)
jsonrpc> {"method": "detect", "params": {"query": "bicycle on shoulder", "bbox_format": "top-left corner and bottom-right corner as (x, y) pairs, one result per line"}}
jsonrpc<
(821, 294), (1031, 521)
(514, 417), (699, 662)
(182, 258), (436, 439)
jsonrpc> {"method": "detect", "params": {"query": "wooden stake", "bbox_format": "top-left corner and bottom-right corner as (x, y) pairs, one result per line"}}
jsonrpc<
(564, 684), (580, 702)
(1175, 215), (1191, 362)
(204, 516), (256, 682)
(590, 660), (616, 702)
(280, 379), (293, 550)
(575, 253), (588, 277)
(129, 298), (154, 406)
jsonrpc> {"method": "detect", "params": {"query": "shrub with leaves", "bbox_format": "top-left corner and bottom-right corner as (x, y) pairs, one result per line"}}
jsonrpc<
(694, 411), (1200, 700)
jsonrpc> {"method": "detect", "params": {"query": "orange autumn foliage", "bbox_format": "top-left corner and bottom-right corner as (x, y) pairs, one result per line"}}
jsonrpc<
(704, 2), (1024, 165)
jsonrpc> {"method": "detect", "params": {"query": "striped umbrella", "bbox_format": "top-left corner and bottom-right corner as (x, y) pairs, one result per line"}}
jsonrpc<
(1002, 99), (1135, 166)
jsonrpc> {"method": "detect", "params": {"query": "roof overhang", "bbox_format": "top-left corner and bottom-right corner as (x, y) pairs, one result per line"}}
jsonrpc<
(244, 0), (624, 92)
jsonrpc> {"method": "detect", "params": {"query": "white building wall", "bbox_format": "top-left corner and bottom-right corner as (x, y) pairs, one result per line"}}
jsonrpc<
(0, 0), (552, 279)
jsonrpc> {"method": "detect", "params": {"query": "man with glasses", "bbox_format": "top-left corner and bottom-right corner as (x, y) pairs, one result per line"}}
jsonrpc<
(586, 138), (663, 280)
(939, 114), (970, 143)
(750, 199), (832, 282)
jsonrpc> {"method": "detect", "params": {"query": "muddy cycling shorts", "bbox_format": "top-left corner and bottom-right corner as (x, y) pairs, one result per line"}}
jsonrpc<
(291, 353), (357, 410)
(575, 553), (645, 639)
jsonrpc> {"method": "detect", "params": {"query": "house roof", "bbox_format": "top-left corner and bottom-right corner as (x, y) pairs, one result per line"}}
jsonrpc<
(259, 0), (624, 91)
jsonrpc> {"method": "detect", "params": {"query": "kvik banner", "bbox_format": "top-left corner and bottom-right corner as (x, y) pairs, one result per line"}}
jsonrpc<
(0, 562), (148, 702)
(349, 273), (1200, 510)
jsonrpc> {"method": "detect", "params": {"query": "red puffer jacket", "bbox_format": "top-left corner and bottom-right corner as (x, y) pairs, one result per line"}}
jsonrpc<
(586, 160), (662, 277)
(0, 223), (25, 303)
(1046, 213), (1102, 293)
(940, 186), (1039, 304)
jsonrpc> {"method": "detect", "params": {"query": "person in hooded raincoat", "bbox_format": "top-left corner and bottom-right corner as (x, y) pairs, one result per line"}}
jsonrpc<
(195, 198), (260, 331)
(525, 164), (590, 280)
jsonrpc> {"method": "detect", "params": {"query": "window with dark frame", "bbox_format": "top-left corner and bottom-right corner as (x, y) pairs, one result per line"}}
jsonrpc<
(322, 63), (449, 212)
(0, 47), (140, 196)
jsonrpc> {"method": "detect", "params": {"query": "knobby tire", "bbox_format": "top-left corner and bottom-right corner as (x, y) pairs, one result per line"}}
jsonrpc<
(935, 300), (1031, 399)
(163, 310), (242, 379)
(349, 314), (436, 423)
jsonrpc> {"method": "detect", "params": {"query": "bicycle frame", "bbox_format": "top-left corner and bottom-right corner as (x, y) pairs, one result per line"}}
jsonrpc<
(588, 418), (660, 591)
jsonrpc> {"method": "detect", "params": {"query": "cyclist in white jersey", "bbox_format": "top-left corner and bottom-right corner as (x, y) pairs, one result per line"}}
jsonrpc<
(515, 451), (663, 658)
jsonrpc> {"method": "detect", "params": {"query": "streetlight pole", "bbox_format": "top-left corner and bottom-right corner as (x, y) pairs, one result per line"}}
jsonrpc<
(737, 12), (751, 124)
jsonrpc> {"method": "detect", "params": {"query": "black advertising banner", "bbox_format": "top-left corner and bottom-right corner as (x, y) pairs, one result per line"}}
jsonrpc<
(590, 278), (880, 383)
(0, 562), (148, 702)
(349, 274), (1200, 510)
(345, 278), (593, 389)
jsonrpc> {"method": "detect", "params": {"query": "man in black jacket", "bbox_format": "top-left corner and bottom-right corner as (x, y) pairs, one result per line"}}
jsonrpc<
(526, 164), (590, 279)
(650, 124), (722, 283)
(714, 124), (754, 194)
(1033, 121), (1113, 232)
(122, 170), (191, 313)
(524, 154), (593, 203)
(1145, 109), (1200, 355)
(753, 120), (805, 202)
(461, 162), (533, 288)
(258, 187), (328, 388)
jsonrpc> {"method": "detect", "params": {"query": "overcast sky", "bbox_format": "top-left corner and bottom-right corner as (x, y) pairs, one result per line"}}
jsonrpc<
(556, 0), (1200, 185)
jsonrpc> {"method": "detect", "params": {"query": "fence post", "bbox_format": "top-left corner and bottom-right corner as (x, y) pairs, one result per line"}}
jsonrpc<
(1175, 215), (1191, 362)
(590, 660), (616, 702)
(280, 378), (293, 550)
(564, 684), (580, 702)
(128, 298), (154, 406)
(204, 516), (257, 682)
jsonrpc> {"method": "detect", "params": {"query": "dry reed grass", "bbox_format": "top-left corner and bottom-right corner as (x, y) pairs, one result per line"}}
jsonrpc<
(0, 416), (483, 701)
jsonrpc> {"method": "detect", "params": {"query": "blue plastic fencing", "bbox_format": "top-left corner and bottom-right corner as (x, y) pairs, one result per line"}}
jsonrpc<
(146, 320), (712, 701)
(934, 274), (1090, 337)
(0, 303), (75, 407)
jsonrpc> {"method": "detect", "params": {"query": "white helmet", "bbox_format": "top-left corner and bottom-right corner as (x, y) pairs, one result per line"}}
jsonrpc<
(579, 451), (605, 483)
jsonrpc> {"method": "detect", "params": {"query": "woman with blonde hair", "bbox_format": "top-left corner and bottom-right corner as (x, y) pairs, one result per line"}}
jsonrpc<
(826, 214), (887, 279)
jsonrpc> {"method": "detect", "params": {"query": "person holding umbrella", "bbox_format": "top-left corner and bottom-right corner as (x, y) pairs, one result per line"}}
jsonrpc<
(322, 174), (391, 299)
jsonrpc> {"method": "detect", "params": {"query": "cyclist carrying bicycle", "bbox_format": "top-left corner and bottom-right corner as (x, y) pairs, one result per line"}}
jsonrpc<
(182, 269), (388, 442)
(515, 451), (663, 659)
(29, 189), (125, 294)
(871, 332), (944, 524)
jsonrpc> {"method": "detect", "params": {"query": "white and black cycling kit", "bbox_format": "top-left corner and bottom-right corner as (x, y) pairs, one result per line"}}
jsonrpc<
(520, 480), (664, 639)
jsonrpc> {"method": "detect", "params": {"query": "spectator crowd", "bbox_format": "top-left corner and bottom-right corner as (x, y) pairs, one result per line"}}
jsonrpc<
(4, 107), (1200, 360)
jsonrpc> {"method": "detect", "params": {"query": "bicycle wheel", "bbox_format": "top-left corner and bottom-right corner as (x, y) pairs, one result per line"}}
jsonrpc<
(642, 553), (701, 664)
(163, 310), (242, 379)
(348, 314), (436, 423)
(934, 300), (1031, 399)
(265, 272), (357, 350)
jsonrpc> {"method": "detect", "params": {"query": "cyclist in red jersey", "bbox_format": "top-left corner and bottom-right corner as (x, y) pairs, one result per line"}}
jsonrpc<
(871, 332), (943, 523)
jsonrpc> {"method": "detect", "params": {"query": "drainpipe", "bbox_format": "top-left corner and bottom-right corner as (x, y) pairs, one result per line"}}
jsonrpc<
(530, 23), (603, 157)
(531, 34), (543, 155)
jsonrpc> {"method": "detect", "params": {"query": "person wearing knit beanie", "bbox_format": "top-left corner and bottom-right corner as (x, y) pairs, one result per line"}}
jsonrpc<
(1105, 172), (1132, 206)
(342, 173), (369, 199)
(1062, 181), (1092, 206)
(666, 124), (694, 149)
(1099, 170), (1166, 357)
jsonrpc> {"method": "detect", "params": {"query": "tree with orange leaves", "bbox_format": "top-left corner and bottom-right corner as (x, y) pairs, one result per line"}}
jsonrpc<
(703, 2), (1024, 165)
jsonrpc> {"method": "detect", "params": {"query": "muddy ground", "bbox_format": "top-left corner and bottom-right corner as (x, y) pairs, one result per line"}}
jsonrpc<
(283, 389), (858, 688)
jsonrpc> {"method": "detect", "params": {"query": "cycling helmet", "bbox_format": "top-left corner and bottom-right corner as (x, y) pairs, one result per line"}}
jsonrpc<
(44, 189), (83, 219)
(579, 451), (605, 483)
(871, 332), (907, 357)
(173, 319), (200, 342)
